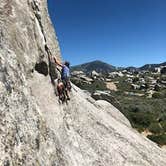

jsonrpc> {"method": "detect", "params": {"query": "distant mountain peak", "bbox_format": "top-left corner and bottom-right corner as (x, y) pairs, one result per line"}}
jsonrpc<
(72, 60), (166, 74)
(71, 60), (116, 74)
(140, 62), (166, 70)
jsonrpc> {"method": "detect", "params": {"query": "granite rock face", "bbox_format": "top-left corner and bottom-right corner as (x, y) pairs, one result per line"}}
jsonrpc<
(0, 0), (166, 165)
(0, 0), (64, 165)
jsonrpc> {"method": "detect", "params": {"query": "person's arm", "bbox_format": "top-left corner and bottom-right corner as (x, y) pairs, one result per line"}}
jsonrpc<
(54, 57), (63, 67)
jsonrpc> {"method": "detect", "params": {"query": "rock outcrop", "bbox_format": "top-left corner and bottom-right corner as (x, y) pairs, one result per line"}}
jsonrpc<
(0, 0), (166, 165)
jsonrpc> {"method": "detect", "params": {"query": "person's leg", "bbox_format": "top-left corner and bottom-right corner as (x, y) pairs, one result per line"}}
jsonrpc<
(63, 79), (70, 100)
(54, 78), (60, 96)
(67, 80), (72, 92)
(66, 89), (70, 100)
(57, 84), (61, 100)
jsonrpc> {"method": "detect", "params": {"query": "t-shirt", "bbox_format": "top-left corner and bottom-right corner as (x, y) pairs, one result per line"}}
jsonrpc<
(61, 65), (70, 79)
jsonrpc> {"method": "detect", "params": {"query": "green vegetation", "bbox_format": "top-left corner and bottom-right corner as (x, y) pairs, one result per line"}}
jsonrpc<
(148, 123), (163, 134)
(71, 79), (107, 93)
(72, 74), (166, 146)
(113, 86), (166, 146)
(147, 134), (166, 146)
(152, 91), (166, 99)
(152, 92), (162, 98)
(71, 60), (166, 147)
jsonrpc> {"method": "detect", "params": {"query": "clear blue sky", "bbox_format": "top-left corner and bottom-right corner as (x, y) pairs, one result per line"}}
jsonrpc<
(48, 0), (166, 67)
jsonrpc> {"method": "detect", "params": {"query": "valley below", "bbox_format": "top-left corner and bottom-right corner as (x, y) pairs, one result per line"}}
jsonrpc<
(71, 60), (166, 147)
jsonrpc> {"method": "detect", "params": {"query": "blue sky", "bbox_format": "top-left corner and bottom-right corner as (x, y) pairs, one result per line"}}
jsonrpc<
(48, 0), (166, 67)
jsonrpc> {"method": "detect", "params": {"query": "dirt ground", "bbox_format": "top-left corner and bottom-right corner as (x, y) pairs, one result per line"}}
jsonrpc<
(106, 82), (117, 91)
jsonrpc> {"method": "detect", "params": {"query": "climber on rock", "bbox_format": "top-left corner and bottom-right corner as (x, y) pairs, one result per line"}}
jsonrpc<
(56, 78), (65, 101)
(54, 58), (71, 101)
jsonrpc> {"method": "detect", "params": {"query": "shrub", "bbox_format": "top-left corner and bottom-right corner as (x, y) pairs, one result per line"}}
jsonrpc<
(147, 134), (166, 146)
(152, 92), (162, 98)
(133, 77), (139, 83)
(154, 84), (160, 91)
(161, 67), (166, 75)
(92, 80), (107, 90)
(148, 123), (163, 134)
(128, 112), (154, 129)
(161, 121), (166, 132)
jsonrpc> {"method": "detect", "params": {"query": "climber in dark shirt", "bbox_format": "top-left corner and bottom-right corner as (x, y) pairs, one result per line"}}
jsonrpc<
(54, 58), (71, 100)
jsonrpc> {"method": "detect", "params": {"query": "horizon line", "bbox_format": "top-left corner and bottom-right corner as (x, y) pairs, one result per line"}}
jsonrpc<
(71, 59), (166, 68)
